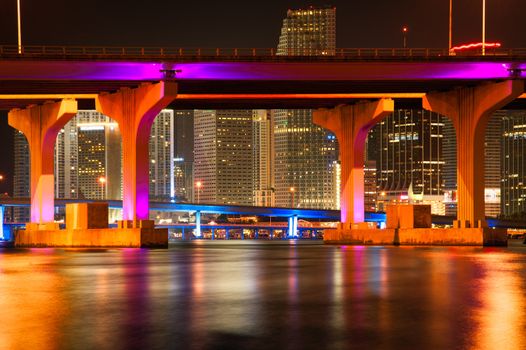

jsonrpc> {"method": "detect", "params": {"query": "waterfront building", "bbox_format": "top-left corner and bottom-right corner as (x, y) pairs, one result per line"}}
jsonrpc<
(174, 110), (195, 202)
(374, 110), (446, 214)
(149, 110), (175, 202)
(13, 130), (30, 222)
(194, 110), (254, 205)
(253, 110), (275, 207)
(274, 6), (338, 209)
(501, 110), (526, 217)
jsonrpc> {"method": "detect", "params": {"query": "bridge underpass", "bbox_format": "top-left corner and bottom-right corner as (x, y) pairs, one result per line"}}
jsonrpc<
(1, 47), (526, 246)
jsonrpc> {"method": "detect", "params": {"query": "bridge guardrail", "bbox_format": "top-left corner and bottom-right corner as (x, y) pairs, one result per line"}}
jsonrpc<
(2, 45), (526, 58)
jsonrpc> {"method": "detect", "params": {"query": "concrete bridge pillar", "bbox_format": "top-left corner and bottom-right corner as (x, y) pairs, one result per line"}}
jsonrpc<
(424, 80), (524, 228)
(8, 100), (78, 227)
(96, 82), (177, 226)
(313, 99), (394, 227)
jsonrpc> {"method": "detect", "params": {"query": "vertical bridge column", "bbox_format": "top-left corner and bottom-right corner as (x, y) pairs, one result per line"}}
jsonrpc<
(9, 100), (78, 228)
(96, 82), (177, 227)
(424, 80), (524, 228)
(314, 100), (394, 228)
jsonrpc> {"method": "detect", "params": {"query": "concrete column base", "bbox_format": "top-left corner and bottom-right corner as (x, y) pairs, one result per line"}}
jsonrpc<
(13, 227), (168, 248)
(323, 227), (507, 246)
(25, 222), (60, 231)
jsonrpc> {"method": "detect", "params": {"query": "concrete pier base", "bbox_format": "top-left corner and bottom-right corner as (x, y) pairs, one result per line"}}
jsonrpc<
(13, 227), (168, 248)
(323, 227), (508, 246)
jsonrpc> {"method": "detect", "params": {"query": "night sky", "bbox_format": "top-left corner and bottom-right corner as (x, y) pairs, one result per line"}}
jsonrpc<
(1, 0), (526, 194)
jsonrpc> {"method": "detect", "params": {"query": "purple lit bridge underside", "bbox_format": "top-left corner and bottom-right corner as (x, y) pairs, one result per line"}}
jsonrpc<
(1, 57), (525, 110)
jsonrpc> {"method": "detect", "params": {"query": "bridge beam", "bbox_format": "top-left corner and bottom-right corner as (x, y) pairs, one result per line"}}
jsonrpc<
(314, 99), (394, 226)
(424, 80), (524, 228)
(8, 100), (78, 227)
(96, 82), (177, 225)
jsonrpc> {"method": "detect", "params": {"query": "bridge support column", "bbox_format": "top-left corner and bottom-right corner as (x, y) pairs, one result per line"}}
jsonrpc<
(225, 229), (230, 240)
(8, 100), (78, 228)
(96, 82), (177, 227)
(195, 211), (201, 238)
(254, 228), (259, 239)
(211, 228), (215, 240)
(314, 100), (394, 228)
(424, 80), (524, 228)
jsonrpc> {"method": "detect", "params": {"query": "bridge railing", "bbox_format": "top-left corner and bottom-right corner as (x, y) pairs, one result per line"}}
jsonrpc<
(2, 45), (526, 58)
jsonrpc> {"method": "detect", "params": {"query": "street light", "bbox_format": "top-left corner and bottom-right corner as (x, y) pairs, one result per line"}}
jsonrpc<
(289, 187), (295, 208)
(98, 176), (106, 200)
(195, 181), (202, 204)
(449, 0), (453, 53)
(402, 26), (408, 48)
(17, 0), (22, 54)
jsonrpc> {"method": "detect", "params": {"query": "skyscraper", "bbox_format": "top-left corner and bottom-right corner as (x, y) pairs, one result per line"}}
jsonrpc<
(252, 110), (275, 207)
(374, 110), (446, 214)
(149, 109), (175, 202)
(174, 110), (194, 202)
(194, 110), (254, 205)
(274, 6), (338, 209)
(13, 130), (30, 222)
(484, 114), (502, 217)
(501, 110), (526, 216)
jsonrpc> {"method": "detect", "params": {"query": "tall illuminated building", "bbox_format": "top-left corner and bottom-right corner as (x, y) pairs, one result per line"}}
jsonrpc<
(174, 110), (194, 202)
(13, 130), (30, 222)
(149, 110), (175, 201)
(374, 110), (446, 214)
(274, 6), (338, 209)
(484, 115), (502, 217)
(501, 110), (526, 216)
(55, 111), (121, 201)
(194, 110), (253, 205)
(253, 110), (275, 206)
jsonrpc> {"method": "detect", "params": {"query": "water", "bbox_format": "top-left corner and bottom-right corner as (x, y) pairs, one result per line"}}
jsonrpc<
(1, 240), (526, 350)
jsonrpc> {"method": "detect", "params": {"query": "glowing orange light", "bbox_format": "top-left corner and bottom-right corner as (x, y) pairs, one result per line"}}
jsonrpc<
(195, 181), (202, 188)
(289, 187), (295, 192)
(402, 26), (408, 33)
(451, 42), (501, 51)
(98, 176), (106, 184)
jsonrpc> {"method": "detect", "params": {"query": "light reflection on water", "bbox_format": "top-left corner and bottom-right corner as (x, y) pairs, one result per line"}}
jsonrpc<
(1, 241), (526, 349)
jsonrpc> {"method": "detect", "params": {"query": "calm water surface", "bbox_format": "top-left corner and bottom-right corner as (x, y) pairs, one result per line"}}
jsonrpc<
(1, 240), (526, 350)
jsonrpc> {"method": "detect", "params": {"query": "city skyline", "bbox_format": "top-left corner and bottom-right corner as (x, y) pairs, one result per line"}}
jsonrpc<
(2, 2), (526, 192)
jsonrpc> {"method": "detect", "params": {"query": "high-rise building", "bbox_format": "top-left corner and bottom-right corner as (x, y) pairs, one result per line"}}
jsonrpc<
(13, 130), (30, 222)
(374, 110), (446, 214)
(149, 110), (175, 202)
(174, 110), (195, 202)
(274, 6), (338, 209)
(55, 111), (121, 201)
(194, 110), (254, 205)
(501, 110), (526, 216)
(364, 160), (377, 212)
(277, 6), (336, 56)
(252, 110), (275, 207)
(484, 114), (502, 217)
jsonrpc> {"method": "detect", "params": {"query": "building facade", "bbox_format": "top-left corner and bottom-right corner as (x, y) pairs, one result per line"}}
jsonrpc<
(194, 110), (254, 205)
(501, 110), (526, 217)
(252, 110), (275, 207)
(374, 110), (446, 214)
(274, 6), (339, 209)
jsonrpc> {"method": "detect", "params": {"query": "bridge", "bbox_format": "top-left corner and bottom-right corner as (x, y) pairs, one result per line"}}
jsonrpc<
(1, 46), (526, 246)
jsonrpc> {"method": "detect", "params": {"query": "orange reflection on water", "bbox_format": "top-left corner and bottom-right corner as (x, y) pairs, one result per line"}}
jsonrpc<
(473, 252), (526, 350)
(0, 252), (67, 350)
